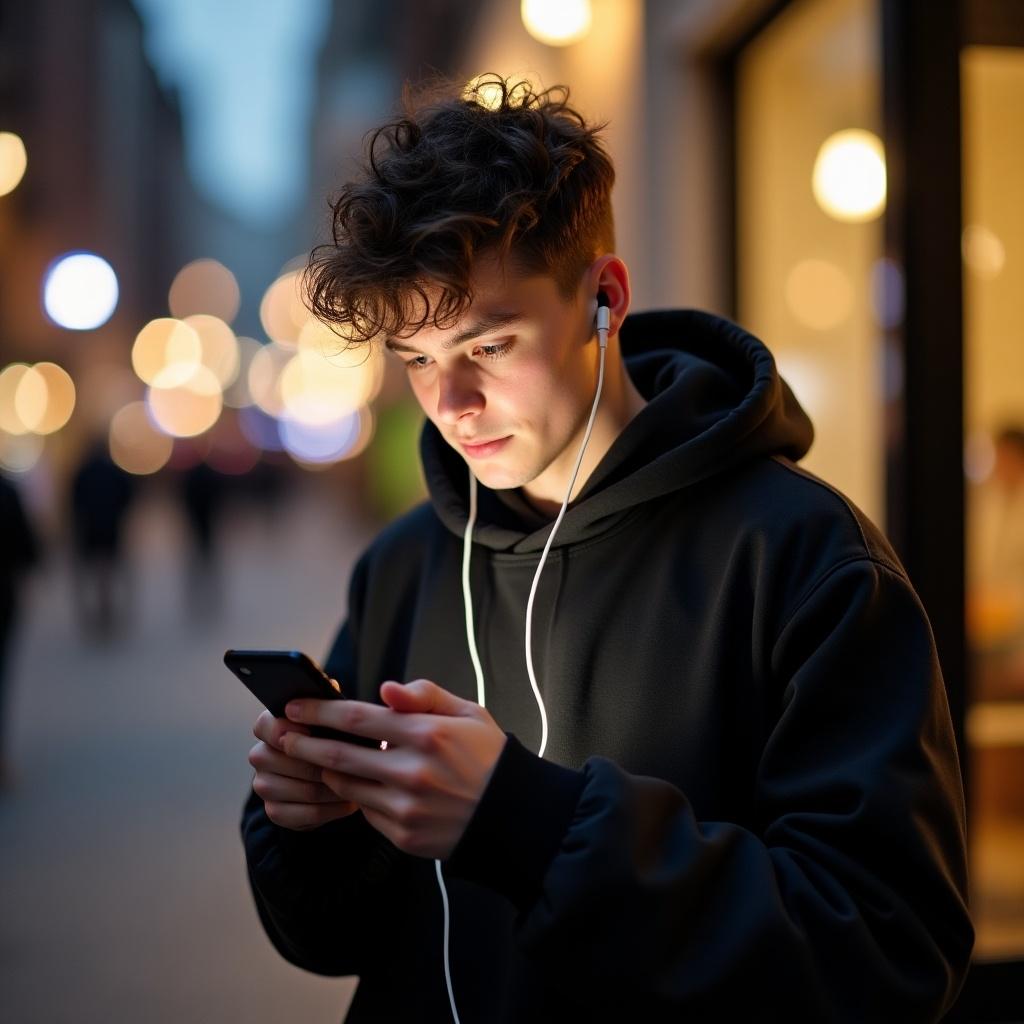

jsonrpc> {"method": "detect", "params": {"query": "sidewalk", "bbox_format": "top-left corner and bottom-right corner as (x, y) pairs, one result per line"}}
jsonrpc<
(0, 480), (374, 1023)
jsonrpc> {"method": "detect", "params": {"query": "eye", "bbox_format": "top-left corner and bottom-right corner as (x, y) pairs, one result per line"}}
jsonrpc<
(477, 340), (513, 361)
(404, 355), (432, 372)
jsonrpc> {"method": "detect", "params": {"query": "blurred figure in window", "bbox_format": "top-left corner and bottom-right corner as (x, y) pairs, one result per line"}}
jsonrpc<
(968, 425), (1024, 697)
(69, 440), (135, 641)
(0, 475), (40, 788)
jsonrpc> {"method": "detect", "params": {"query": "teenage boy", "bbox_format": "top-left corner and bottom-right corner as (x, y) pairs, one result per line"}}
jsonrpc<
(241, 76), (973, 1022)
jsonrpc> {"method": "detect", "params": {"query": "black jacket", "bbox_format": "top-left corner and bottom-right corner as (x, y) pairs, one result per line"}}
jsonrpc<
(241, 309), (973, 1022)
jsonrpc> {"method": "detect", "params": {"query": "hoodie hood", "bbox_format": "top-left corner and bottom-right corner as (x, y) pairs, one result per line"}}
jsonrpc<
(420, 309), (814, 554)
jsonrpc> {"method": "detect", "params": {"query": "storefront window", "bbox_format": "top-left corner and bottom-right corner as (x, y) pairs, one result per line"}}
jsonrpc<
(962, 43), (1024, 959)
(735, 0), (883, 525)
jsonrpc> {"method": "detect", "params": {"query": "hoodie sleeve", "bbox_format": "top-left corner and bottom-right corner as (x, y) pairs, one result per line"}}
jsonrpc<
(239, 555), (416, 977)
(444, 557), (974, 1021)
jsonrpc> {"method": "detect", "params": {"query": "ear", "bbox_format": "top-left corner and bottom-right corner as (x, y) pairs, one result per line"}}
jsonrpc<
(587, 255), (631, 338)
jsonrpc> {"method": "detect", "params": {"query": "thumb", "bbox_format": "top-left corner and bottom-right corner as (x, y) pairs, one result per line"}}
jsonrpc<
(380, 678), (474, 716)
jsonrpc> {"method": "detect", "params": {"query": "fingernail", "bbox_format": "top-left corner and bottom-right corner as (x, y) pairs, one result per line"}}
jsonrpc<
(285, 701), (303, 718)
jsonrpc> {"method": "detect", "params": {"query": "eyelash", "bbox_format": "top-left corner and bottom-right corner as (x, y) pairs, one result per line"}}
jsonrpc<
(404, 340), (514, 372)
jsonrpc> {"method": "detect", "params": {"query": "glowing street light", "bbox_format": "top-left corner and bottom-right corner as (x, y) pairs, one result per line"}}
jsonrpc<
(812, 129), (886, 223)
(43, 251), (119, 330)
(521, 0), (592, 46)
(0, 132), (28, 196)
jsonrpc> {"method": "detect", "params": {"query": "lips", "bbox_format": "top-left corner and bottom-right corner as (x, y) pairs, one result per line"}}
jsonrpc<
(458, 435), (511, 458)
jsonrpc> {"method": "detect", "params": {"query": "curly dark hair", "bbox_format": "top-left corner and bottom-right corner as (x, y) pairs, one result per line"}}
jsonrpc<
(304, 74), (616, 345)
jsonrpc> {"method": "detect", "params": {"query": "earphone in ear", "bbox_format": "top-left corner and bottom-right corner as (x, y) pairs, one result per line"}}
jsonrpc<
(595, 290), (610, 349)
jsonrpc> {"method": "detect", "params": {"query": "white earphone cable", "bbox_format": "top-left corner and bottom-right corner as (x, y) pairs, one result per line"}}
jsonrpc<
(438, 306), (609, 1023)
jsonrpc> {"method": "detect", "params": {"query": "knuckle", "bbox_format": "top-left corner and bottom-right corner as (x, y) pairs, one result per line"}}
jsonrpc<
(413, 722), (441, 755)
(403, 765), (432, 794)
(344, 703), (366, 732)
(324, 746), (347, 773)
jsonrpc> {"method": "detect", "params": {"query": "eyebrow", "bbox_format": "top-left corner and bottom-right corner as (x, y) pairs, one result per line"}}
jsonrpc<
(384, 311), (524, 355)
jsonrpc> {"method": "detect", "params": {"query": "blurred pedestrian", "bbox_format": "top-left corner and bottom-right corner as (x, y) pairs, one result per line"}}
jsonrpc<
(0, 474), (40, 788)
(180, 460), (226, 619)
(69, 440), (134, 640)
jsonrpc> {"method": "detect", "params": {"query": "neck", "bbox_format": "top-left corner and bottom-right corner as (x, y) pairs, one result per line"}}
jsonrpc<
(520, 347), (647, 520)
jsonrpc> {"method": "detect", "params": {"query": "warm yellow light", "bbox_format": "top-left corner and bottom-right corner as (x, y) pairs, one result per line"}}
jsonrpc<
(168, 258), (241, 323)
(146, 365), (223, 438)
(521, 0), (591, 46)
(784, 259), (853, 331)
(259, 271), (309, 347)
(247, 342), (292, 416)
(184, 313), (240, 387)
(12, 362), (76, 435)
(223, 335), (262, 408)
(812, 129), (886, 223)
(0, 363), (31, 435)
(280, 321), (385, 425)
(0, 132), (28, 196)
(132, 318), (203, 386)
(109, 402), (174, 475)
(962, 224), (1005, 279)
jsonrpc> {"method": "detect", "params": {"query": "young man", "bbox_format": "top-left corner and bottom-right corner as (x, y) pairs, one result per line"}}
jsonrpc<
(241, 76), (973, 1022)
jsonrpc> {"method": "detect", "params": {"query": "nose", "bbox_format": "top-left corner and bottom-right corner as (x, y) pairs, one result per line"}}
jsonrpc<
(435, 365), (485, 425)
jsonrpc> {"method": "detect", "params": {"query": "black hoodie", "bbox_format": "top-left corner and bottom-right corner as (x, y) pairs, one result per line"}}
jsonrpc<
(241, 309), (973, 1022)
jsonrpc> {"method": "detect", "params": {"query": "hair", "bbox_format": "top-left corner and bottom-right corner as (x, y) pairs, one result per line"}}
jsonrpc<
(304, 73), (616, 345)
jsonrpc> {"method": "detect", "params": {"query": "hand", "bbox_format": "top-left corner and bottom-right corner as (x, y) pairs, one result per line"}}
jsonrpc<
(280, 679), (507, 860)
(248, 709), (360, 831)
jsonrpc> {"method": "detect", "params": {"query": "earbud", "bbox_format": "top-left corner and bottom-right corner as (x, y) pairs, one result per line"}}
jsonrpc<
(595, 290), (610, 347)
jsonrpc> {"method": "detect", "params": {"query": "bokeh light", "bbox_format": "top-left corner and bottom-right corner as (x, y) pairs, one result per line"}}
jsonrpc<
(964, 430), (997, 484)
(812, 129), (886, 223)
(279, 408), (363, 465)
(259, 270), (309, 347)
(184, 313), (240, 387)
(520, 0), (592, 46)
(784, 259), (853, 330)
(962, 224), (1006, 279)
(223, 336), (262, 408)
(248, 342), (293, 416)
(132, 318), (203, 386)
(239, 405), (284, 451)
(0, 132), (28, 196)
(279, 320), (385, 426)
(146, 365), (223, 438)
(109, 401), (174, 475)
(870, 257), (905, 330)
(0, 363), (31, 435)
(13, 362), (76, 434)
(0, 430), (44, 473)
(43, 251), (119, 330)
(168, 258), (241, 322)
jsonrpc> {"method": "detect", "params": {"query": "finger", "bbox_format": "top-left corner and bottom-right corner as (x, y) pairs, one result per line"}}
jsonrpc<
(320, 768), (395, 818)
(263, 798), (359, 831)
(284, 697), (408, 746)
(281, 731), (403, 786)
(248, 741), (323, 782)
(252, 771), (345, 805)
(380, 679), (477, 717)
(253, 710), (311, 750)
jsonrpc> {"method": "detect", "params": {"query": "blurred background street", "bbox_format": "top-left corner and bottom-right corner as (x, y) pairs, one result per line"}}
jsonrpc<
(0, 480), (369, 1022)
(1, 0), (1023, 1016)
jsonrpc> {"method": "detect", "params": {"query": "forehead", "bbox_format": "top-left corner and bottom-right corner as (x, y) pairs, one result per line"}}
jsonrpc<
(386, 255), (562, 352)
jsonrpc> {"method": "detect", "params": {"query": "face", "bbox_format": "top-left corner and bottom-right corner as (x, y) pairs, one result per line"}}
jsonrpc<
(384, 254), (600, 494)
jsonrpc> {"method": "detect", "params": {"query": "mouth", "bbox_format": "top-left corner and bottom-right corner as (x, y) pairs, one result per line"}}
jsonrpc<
(458, 435), (511, 458)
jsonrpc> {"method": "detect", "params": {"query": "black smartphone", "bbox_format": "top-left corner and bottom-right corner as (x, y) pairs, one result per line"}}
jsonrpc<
(224, 649), (381, 748)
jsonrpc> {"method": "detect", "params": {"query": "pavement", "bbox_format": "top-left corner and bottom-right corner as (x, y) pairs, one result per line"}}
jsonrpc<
(0, 479), (375, 1023)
